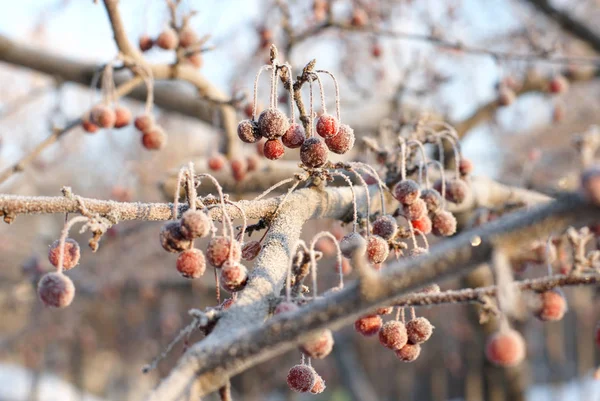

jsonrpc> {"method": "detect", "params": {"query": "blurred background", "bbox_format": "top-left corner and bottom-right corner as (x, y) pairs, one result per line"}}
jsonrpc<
(1, 0), (600, 400)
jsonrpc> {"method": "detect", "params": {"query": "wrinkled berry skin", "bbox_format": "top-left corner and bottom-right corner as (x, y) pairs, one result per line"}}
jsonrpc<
(38, 272), (75, 308)
(282, 123), (306, 148)
(316, 114), (339, 139)
(300, 137), (328, 168)
(372, 215), (397, 240)
(237, 119), (261, 143)
(263, 139), (285, 160)
(325, 123), (354, 154)
(258, 108), (290, 139)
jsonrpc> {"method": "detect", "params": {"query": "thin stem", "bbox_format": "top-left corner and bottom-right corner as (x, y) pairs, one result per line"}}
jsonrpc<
(400, 140), (407, 181)
(310, 72), (327, 115)
(310, 231), (344, 289)
(427, 160), (446, 202)
(172, 167), (187, 219)
(56, 216), (88, 273)
(252, 65), (272, 120)
(187, 162), (198, 212)
(227, 200), (247, 243)
(332, 172), (358, 232)
(350, 162), (386, 215)
(350, 169), (371, 236)
(286, 241), (308, 301)
(316, 70), (340, 121)
(253, 178), (296, 201)
(284, 63), (295, 122)
(270, 61), (277, 109)
(197, 174), (234, 244)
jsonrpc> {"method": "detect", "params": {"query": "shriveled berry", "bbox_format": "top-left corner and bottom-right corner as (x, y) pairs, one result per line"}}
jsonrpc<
(445, 179), (469, 204)
(379, 320), (408, 350)
(139, 35), (154, 51)
(287, 365), (316, 393)
(180, 210), (211, 239)
(258, 108), (290, 139)
(230, 158), (247, 182)
(134, 114), (154, 132)
(459, 158), (474, 176)
(48, 238), (80, 270)
(581, 166), (600, 205)
(241, 240), (262, 261)
(316, 114), (339, 139)
(263, 139), (285, 160)
(406, 317), (434, 344)
(393, 180), (421, 205)
(535, 290), (567, 321)
(82, 117), (99, 134)
(300, 136), (328, 168)
(220, 261), (248, 292)
(178, 28), (198, 48)
(176, 248), (206, 279)
(432, 211), (457, 237)
(310, 374), (326, 394)
(114, 106), (132, 128)
(485, 329), (526, 367)
(377, 306), (393, 315)
(403, 198), (427, 220)
(91, 105), (116, 128)
(237, 119), (261, 143)
(156, 28), (179, 50)
(325, 123), (355, 154)
(142, 127), (167, 150)
(366, 235), (389, 264)
(206, 236), (242, 267)
(300, 329), (334, 359)
(340, 232), (366, 258)
(420, 188), (443, 213)
(411, 215), (432, 235)
(38, 272), (75, 308)
(354, 314), (382, 336)
(282, 123), (305, 148)
(372, 215), (397, 240)
(409, 247), (428, 258)
(395, 343), (421, 362)
(208, 153), (226, 171)
(274, 301), (299, 315)
(160, 221), (192, 253)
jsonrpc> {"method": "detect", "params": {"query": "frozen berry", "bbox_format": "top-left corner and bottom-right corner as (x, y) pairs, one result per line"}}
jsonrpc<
(459, 158), (473, 176)
(445, 179), (469, 204)
(340, 232), (366, 259)
(403, 198), (427, 220)
(300, 329), (334, 359)
(393, 180), (421, 205)
(264, 139), (285, 160)
(208, 153), (226, 171)
(274, 301), (299, 315)
(38, 272), (75, 308)
(420, 188), (443, 213)
(581, 166), (600, 205)
(282, 123), (305, 148)
(310, 374), (326, 394)
(176, 248), (206, 279)
(48, 238), (80, 270)
(258, 108), (290, 139)
(372, 215), (398, 240)
(406, 317), (434, 344)
(156, 28), (178, 50)
(241, 240), (262, 261)
(178, 28), (198, 48)
(160, 221), (192, 253)
(379, 320), (408, 350)
(139, 35), (154, 51)
(180, 210), (211, 239)
(114, 106), (132, 128)
(409, 247), (428, 258)
(316, 114), (339, 139)
(325, 123), (355, 154)
(366, 235), (389, 264)
(300, 136), (328, 168)
(535, 290), (567, 321)
(220, 261), (248, 292)
(411, 216), (432, 235)
(237, 119), (261, 143)
(485, 328), (526, 367)
(231, 158), (247, 182)
(395, 343), (421, 362)
(351, 7), (368, 27)
(134, 114), (154, 132)
(142, 127), (167, 150)
(287, 365), (316, 393)
(91, 105), (116, 128)
(549, 74), (569, 94)
(432, 211), (457, 237)
(206, 236), (242, 267)
(82, 117), (99, 134)
(354, 314), (382, 336)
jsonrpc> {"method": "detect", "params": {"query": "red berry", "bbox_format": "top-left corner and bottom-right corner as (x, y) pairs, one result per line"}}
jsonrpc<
(38, 272), (75, 308)
(287, 365), (316, 393)
(445, 179), (469, 204)
(310, 374), (326, 394)
(420, 188), (443, 213)
(220, 261), (248, 292)
(340, 232), (366, 259)
(139, 35), (154, 51)
(206, 236), (242, 267)
(325, 123), (355, 154)
(178, 28), (198, 48)
(142, 127), (167, 150)
(403, 198), (427, 220)
(134, 114), (154, 132)
(82, 117), (99, 134)
(336, 258), (352, 275)
(395, 343), (421, 362)
(406, 317), (434, 344)
(246, 154), (259, 172)
(379, 320), (408, 350)
(180, 210), (211, 239)
(432, 211), (457, 237)
(315, 114), (339, 139)
(459, 158), (474, 176)
(372, 43), (382, 58)
(274, 301), (299, 315)
(258, 108), (290, 139)
(160, 222), (192, 253)
(282, 123), (305, 148)
(187, 53), (203, 69)
(230, 158), (247, 182)
(393, 180), (421, 205)
(411, 216), (432, 235)
(300, 329), (334, 359)
(350, 8), (368, 27)
(354, 314), (382, 336)
(176, 248), (206, 279)
(366, 235), (389, 264)
(581, 166), (600, 205)
(548, 74), (569, 94)
(208, 153), (226, 171)
(485, 328), (526, 367)
(263, 139), (285, 160)
(156, 28), (179, 50)
(237, 119), (261, 143)
(300, 136), (328, 168)
(48, 238), (81, 270)
(114, 106), (132, 128)
(372, 215), (397, 240)
(535, 290), (567, 321)
(91, 105), (116, 128)
(241, 240), (262, 261)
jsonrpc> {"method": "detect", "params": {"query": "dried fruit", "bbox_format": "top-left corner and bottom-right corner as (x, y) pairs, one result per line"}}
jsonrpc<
(282, 123), (305, 148)
(325, 123), (355, 154)
(300, 136), (328, 168)
(354, 314), (382, 336)
(160, 222), (192, 253)
(142, 127), (167, 150)
(485, 328), (526, 367)
(315, 114), (339, 139)
(300, 329), (334, 359)
(287, 364), (316, 393)
(114, 106), (132, 128)
(403, 198), (427, 220)
(372, 215), (398, 240)
(91, 105), (116, 128)
(241, 240), (262, 261)
(38, 272), (75, 308)
(406, 317), (434, 344)
(395, 343), (421, 362)
(206, 236), (242, 267)
(420, 188), (443, 213)
(156, 28), (179, 50)
(535, 290), (567, 321)
(263, 139), (285, 160)
(393, 180), (421, 205)
(258, 108), (290, 139)
(237, 119), (261, 143)
(48, 238), (81, 270)
(340, 232), (366, 258)
(366, 235), (389, 264)
(176, 248), (206, 279)
(379, 320), (408, 350)
(220, 261), (248, 292)
(180, 210), (211, 239)
(432, 211), (457, 237)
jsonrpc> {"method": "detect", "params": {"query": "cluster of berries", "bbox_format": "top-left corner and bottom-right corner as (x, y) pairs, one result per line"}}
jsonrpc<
(139, 26), (203, 68)
(286, 363), (326, 394)
(37, 238), (81, 308)
(497, 73), (569, 107)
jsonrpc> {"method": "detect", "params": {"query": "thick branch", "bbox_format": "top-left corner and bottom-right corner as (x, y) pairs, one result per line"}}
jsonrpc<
(102, 0), (142, 59)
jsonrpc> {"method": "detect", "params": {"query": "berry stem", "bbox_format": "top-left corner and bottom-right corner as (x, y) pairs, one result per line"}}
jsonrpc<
(350, 162), (386, 215)
(283, 63), (295, 122)
(546, 236), (554, 277)
(310, 231), (344, 289)
(56, 216), (88, 274)
(271, 179), (303, 219)
(253, 178), (296, 201)
(316, 70), (341, 122)
(438, 133), (462, 179)
(492, 249), (518, 318)
(172, 166), (187, 219)
(307, 76), (314, 137)
(350, 169), (371, 236)
(186, 162), (201, 212)
(410, 306), (416, 320)
(252, 65), (272, 120)
(332, 172), (358, 233)
(270, 61), (277, 109)
(197, 173), (234, 242)
(427, 160), (446, 203)
(214, 267), (221, 304)
(227, 200), (248, 243)
(286, 241), (308, 301)
(310, 72), (327, 115)
(406, 220), (419, 249)
(415, 229), (429, 249)
(399, 139), (407, 181)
